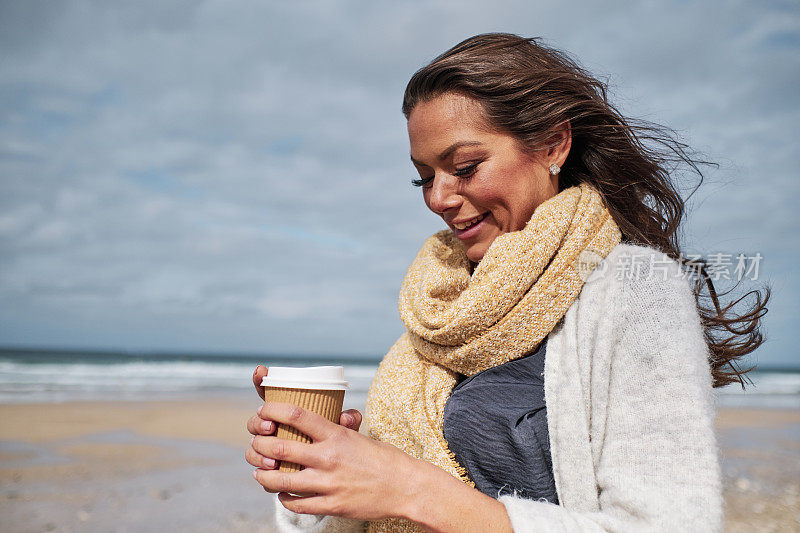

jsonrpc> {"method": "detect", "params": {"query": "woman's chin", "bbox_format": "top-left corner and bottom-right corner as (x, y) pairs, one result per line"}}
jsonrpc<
(465, 243), (490, 265)
(463, 230), (501, 265)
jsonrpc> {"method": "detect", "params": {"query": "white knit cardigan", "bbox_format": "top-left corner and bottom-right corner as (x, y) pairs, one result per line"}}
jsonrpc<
(271, 244), (723, 532)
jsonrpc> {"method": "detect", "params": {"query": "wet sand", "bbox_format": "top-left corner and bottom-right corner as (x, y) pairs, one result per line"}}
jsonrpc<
(0, 396), (268, 533)
(716, 409), (800, 532)
(1, 399), (798, 532)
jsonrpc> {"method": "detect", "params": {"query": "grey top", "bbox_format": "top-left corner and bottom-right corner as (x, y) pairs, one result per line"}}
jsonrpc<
(443, 338), (558, 503)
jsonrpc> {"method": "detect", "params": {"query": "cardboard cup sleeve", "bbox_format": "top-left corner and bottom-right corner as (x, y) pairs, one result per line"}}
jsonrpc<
(263, 386), (346, 473)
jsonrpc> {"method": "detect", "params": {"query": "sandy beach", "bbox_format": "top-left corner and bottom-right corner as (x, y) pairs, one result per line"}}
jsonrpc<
(1, 397), (798, 532)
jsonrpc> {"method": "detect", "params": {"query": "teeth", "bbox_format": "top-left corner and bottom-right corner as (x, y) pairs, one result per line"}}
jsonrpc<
(454, 214), (485, 230)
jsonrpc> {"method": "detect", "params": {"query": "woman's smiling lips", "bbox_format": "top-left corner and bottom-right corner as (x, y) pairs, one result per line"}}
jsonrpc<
(451, 213), (488, 239)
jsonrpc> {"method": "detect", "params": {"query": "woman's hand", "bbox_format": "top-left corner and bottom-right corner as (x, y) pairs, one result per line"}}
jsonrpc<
(246, 365), (513, 531)
(247, 364), (415, 520)
(245, 401), (426, 520)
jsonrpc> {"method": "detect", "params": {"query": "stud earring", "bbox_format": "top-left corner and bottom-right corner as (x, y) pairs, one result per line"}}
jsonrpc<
(548, 163), (561, 175)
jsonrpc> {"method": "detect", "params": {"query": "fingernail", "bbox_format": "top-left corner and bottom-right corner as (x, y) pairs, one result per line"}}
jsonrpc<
(250, 436), (255, 445)
(257, 405), (263, 415)
(263, 457), (276, 468)
(253, 470), (258, 479)
(343, 414), (353, 425)
(261, 421), (274, 433)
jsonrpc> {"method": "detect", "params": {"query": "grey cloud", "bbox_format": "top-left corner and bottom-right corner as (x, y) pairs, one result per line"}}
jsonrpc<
(0, 0), (796, 364)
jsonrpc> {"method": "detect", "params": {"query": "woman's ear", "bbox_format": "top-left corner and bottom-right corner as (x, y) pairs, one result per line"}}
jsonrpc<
(547, 121), (572, 167)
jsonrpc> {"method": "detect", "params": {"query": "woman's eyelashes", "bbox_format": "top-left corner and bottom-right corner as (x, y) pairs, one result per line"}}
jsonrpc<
(453, 161), (480, 178)
(411, 162), (481, 188)
(411, 176), (434, 187)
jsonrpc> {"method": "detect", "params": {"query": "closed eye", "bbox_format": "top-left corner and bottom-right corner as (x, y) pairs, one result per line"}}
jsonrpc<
(411, 176), (434, 188)
(411, 161), (480, 188)
(453, 162), (480, 178)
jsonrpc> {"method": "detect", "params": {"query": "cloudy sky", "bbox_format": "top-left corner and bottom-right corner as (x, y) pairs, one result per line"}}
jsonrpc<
(1, 1), (797, 367)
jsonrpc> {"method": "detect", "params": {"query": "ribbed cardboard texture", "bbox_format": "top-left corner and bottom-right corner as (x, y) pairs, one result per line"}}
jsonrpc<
(264, 386), (345, 473)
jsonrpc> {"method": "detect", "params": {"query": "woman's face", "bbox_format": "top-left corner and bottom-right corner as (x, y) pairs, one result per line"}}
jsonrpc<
(407, 92), (568, 264)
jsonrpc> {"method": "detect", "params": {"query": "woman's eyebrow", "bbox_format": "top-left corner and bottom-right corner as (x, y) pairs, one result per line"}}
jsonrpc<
(410, 141), (484, 166)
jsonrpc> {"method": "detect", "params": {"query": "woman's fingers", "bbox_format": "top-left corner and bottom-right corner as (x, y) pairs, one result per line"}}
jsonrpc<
(251, 435), (323, 469)
(253, 467), (326, 495)
(247, 414), (276, 436)
(245, 444), (279, 469)
(339, 409), (362, 431)
(277, 492), (336, 516)
(259, 402), (339, 442)
(253, 365), (268, 401)
(256, 404), (356, 433)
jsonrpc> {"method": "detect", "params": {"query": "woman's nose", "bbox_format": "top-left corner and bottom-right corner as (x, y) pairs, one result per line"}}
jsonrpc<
(426, 174), (462, 214)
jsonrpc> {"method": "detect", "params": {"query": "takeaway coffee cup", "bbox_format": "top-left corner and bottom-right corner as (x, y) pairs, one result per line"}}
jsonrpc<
(261, 366), (349, 473)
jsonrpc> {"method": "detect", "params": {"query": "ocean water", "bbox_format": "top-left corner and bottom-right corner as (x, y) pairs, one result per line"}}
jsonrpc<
(0, 348), (798, 409)
(0, 349), (380, 408)
(714, 371), (800, 409)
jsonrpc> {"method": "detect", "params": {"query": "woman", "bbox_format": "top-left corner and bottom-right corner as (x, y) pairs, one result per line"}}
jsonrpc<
(245, 33), (768, 532)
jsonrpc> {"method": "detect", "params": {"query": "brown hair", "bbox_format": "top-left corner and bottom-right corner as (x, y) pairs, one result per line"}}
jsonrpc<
(402, 33), (769, 388)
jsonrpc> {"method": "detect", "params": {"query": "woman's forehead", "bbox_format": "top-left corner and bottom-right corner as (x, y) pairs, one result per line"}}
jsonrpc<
(408, 93), (489, 130)
(407, 94), (498, 159)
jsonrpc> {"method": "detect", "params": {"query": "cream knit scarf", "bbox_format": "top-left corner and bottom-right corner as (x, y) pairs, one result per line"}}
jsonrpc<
(364, 184), (621, 533)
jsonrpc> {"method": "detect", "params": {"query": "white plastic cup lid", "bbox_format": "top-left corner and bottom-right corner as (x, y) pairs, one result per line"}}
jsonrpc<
(261, 365), (349, 390)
